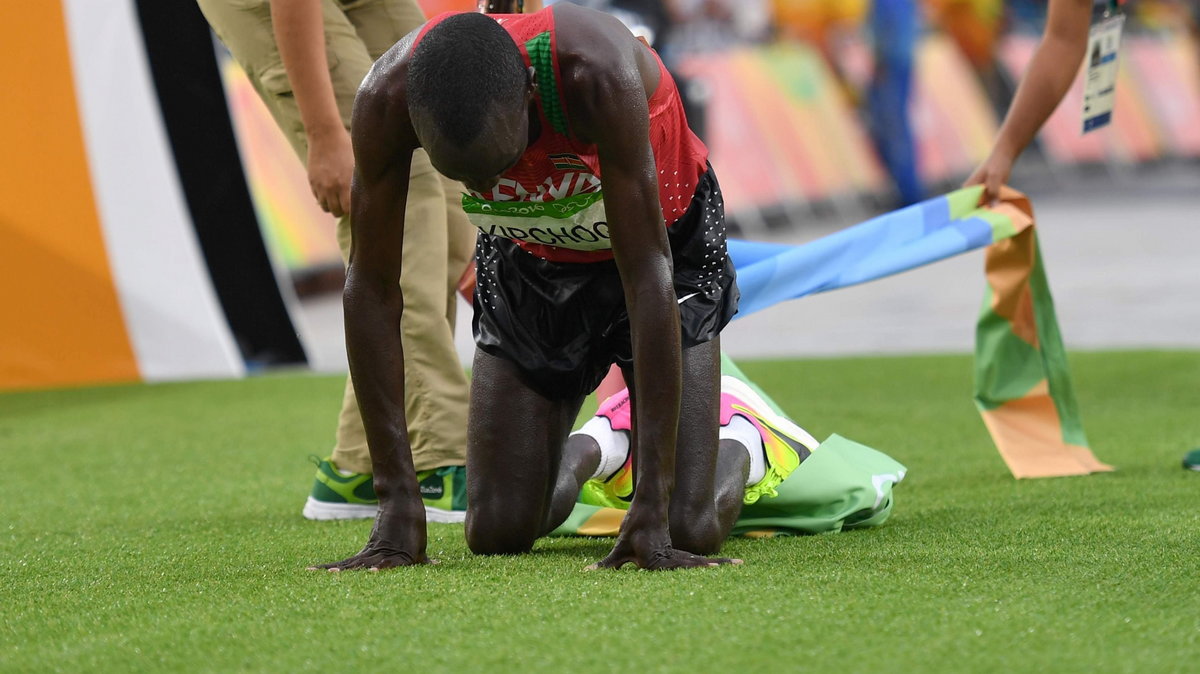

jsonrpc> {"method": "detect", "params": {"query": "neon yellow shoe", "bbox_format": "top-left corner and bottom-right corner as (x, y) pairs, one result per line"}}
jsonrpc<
(720, 376), (819, 505)
(576, 389), (636, 510)
(578, 449), (634, 510)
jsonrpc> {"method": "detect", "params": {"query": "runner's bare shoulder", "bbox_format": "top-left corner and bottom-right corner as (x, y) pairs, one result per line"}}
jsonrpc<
(550, 3), (660, 142)
(352, 29), (421, 158)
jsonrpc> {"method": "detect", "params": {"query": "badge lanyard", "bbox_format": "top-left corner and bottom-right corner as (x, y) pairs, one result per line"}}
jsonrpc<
(1081, 0), (1125, 134)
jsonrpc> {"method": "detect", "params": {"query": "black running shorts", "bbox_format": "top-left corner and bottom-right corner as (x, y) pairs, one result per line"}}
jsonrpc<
(472, 166), (739, 400)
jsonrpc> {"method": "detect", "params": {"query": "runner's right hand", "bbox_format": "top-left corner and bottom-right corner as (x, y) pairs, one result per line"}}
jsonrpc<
(308, 505), (431, 572)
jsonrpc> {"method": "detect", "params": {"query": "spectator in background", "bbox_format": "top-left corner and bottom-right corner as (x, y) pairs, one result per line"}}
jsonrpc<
(772, 0), (867, 62)
(964, 0), (1097, 203)
(774, 0), (923, 206)
(867, 0), (922, 206)
(925, 0), (1006, 107)
(926, 0), (1004, 72)
(196, 0), (476, 522)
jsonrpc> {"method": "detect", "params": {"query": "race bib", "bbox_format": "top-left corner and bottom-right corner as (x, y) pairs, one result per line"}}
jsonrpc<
(462, 190), (612, 251)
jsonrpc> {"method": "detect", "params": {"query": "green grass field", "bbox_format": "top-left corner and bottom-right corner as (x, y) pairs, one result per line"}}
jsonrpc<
(2, 351), (1198, 673)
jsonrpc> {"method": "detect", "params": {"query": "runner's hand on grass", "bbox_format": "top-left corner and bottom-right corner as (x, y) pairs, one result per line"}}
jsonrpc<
(309, 506), (432, 572)
(587, 515), (741, 571)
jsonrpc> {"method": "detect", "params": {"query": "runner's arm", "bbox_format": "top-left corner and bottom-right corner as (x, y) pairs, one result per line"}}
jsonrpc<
(593, 89), (681, 537)
(555, 5), (734, 569)
(566, 39), (719, 569)
(313, 73), (430, 570)
(965, 0), (1092, 204)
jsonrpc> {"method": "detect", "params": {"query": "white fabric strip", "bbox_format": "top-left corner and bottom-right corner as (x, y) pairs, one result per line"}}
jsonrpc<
(62, 0), (244, 381)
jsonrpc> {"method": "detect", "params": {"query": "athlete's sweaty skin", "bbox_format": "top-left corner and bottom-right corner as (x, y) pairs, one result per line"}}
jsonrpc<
(312, 4), (737, 572)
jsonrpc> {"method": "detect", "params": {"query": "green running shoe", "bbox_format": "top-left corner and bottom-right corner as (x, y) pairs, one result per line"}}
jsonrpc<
(417, 465), (469, 523)
(301, 458), (467, 523)
(1183, 449), (1200, 472)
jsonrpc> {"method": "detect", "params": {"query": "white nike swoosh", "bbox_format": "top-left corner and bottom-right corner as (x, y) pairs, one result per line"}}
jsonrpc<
(677, 292), (700, 304)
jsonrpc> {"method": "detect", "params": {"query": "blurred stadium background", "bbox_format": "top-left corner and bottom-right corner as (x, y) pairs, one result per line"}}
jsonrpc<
(2, 0), (1198, 390)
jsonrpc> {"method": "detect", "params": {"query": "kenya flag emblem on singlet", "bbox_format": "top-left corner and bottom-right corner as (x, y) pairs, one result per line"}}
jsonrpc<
(549, 153), (589, 171)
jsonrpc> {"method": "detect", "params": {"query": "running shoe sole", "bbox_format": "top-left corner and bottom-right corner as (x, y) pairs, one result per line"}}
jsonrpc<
(302, 497), (466, 523)
(425, 507), (467, 524)
(302, 497), (376, 521)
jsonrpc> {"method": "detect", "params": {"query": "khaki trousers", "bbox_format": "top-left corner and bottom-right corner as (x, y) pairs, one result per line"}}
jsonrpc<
(198, 0), (474, 472)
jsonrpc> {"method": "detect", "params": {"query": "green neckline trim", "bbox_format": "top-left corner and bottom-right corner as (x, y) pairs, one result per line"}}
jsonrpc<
(525, 31), (569, 136)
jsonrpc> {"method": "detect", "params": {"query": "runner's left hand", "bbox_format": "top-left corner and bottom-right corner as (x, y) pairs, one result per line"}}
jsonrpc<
(587, 522), (741, 571)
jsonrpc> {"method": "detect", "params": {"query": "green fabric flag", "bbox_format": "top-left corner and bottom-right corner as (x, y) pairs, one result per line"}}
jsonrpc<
(550, 356), (907, 538)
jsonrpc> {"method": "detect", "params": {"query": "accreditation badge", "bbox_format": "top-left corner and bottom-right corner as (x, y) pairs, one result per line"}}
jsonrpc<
(1081, 13), (1125, 134)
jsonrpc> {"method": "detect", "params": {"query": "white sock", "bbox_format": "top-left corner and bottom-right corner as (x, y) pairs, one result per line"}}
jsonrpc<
(571, 416), (630, 481)
(719, 414), (765, 486)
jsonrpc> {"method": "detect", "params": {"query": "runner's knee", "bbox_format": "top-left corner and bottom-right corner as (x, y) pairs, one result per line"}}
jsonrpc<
(465, 495), (543, 555)
(669, 503), (723, 555)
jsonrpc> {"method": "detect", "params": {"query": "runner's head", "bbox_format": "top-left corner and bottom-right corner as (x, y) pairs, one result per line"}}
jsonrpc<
(407, 12), (534, 194)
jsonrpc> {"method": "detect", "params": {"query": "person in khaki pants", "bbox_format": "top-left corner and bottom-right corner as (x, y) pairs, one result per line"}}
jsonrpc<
(197, 0), (475, 521)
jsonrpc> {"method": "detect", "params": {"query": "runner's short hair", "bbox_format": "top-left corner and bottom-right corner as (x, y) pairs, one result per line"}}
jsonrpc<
(407, 12), (527, 146)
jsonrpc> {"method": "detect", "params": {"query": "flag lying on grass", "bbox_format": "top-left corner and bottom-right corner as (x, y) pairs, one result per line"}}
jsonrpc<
(550, 353), (907, 538)
(551, 436), (905, 539)
(727, 186), (1111, 478)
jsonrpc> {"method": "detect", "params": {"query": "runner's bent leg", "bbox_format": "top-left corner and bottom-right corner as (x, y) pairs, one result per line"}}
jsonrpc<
(544, 434), (602, 534)
(655, 338), (737, 554)
(714, 438), (750, 523)
(465, 350), (584, 554)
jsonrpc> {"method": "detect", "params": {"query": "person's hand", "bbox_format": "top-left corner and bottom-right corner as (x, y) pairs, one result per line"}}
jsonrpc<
(963, 148), (1015, 207)
(587, 513), (742, 571)
(306, 125), (355, 218)
(308, 506), (431, 572)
